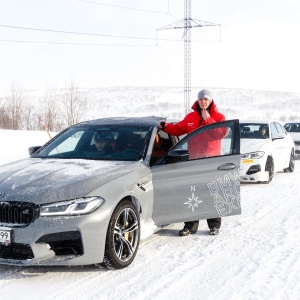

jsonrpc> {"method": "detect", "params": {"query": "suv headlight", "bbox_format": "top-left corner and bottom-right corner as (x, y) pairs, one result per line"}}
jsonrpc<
(241, 151), (265, 159)
(40, 196), (104, 216)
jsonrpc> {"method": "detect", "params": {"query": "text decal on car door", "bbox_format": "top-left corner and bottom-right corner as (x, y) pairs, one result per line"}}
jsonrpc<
(207, 171), (240, 217)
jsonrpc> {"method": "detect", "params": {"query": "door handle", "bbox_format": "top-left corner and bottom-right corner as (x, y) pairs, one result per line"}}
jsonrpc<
(217, 163), (236, 170)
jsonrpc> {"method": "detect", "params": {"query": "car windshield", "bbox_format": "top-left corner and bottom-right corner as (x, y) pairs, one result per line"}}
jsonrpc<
(33, 125), (153, 161)
(240, 123), (269, 139)
(284, 123), (300, 132)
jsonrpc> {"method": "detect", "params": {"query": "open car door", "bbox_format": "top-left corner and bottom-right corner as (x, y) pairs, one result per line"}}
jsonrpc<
(151, 119), (241, 225)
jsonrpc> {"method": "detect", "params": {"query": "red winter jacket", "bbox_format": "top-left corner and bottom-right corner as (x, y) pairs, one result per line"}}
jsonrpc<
(164, 100), (226, 159)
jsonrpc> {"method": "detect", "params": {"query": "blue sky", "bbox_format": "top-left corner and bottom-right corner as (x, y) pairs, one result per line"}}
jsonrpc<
(0, 0), (300, 93)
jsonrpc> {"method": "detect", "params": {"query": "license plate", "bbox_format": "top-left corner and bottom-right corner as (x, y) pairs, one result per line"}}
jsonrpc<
(242, 159), (254, 164)
(0, 228), (11, 244)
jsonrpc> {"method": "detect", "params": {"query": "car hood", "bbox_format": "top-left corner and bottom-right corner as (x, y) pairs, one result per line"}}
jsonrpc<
(0, 158), (139, 204)
(240, 139), (270, 154)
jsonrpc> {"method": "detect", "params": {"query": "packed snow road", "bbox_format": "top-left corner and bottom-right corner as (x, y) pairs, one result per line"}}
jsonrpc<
(0, 161), (299, 300)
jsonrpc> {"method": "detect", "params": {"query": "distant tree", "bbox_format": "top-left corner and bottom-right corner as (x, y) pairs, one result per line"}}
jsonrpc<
(4, 83), (27, 130)
(60, 78), (88, 127)
(23, 103), (35, 130)
(40, 88), (63, 131)
(280, 115), (287, 123)
(0, 105), (10, 129)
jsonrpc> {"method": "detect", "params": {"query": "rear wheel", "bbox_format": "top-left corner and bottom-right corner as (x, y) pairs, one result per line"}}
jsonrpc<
(284, 150), (295, 173)
(101, 200), (140, 269)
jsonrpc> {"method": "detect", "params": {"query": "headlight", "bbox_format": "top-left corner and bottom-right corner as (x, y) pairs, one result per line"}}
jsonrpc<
(40, 196), (104, 216)
(241, 151), (265, 159)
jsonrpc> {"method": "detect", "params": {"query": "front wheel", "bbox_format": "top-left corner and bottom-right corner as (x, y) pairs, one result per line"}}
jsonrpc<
(284, 150), (295, 173)
(101, 200), (140, 269)
(262, 156), (274, 184)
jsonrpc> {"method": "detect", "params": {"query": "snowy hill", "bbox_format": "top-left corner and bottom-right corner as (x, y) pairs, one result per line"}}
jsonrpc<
(78, 87), (300, 123)
(3, 87), (299, 127)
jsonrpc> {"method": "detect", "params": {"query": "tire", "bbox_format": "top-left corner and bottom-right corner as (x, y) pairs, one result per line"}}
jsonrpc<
(262, 156), (274, 184)
(283, 150), (295, 173)
(101, 200), (140, 269)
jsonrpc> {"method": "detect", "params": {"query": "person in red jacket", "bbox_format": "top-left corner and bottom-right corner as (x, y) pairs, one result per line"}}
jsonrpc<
(158, 89), (225, 236)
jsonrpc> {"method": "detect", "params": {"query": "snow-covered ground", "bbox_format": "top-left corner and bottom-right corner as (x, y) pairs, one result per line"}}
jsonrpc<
(0, 129), (299, 300)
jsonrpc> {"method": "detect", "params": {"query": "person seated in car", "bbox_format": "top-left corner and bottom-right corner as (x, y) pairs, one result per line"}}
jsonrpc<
(257, 125), (268, 139)
(92, 132), (115, 154)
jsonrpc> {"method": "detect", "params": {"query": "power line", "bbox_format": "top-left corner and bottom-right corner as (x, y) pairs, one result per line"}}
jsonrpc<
(0, 38), (156, 46)
(0, 24), (156, 40)
(0, 24), (219, 44)
(76, 0), (170, 14)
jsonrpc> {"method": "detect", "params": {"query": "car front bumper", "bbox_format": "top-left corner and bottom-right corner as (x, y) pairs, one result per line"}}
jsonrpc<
(239, 159), (269, 183)
(0, 209), (111, 266)
(240, 171), (269, 182)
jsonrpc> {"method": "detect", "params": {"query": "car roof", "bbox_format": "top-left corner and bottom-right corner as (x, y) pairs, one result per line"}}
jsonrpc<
(240, 120), (277, 125)
(284, 121), (300, 124)
(73, 116), (165, 127)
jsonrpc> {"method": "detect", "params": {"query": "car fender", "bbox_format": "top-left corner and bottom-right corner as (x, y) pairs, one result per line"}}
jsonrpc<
(85, 162), (154, 229)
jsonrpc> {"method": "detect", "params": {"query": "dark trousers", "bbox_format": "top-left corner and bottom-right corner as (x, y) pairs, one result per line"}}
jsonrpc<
(184, 218), (222, 232)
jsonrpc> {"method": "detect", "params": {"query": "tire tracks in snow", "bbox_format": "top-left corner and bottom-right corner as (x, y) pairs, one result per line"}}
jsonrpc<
(0, 169), (299, 299)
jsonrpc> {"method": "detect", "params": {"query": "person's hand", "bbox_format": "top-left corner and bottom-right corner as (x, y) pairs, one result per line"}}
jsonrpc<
(201, 109), (210, 120)
(158, 120), (166, 129)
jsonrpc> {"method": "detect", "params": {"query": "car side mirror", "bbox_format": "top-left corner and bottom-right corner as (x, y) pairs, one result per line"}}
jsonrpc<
(165, 149), (189, 163)
(272, 134), (285, 141)
(28, 146), (41, 156)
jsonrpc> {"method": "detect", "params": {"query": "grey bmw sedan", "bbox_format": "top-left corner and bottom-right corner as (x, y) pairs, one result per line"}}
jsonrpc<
(0, 116), (241, 269)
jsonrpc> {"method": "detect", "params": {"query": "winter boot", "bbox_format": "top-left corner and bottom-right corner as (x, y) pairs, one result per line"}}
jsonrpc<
(179, 221), (199, 236)
(179, 227), (191, 236)
(209, 227), (219, 235)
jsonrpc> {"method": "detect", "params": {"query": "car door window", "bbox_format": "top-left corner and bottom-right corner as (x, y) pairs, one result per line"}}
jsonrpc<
(274, 122), (285, 136)
(270, 123), (279, 139)
(174, 121), (237, 160)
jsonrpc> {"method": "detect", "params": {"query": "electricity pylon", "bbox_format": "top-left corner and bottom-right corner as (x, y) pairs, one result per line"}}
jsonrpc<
(158, 0), (220, 114)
